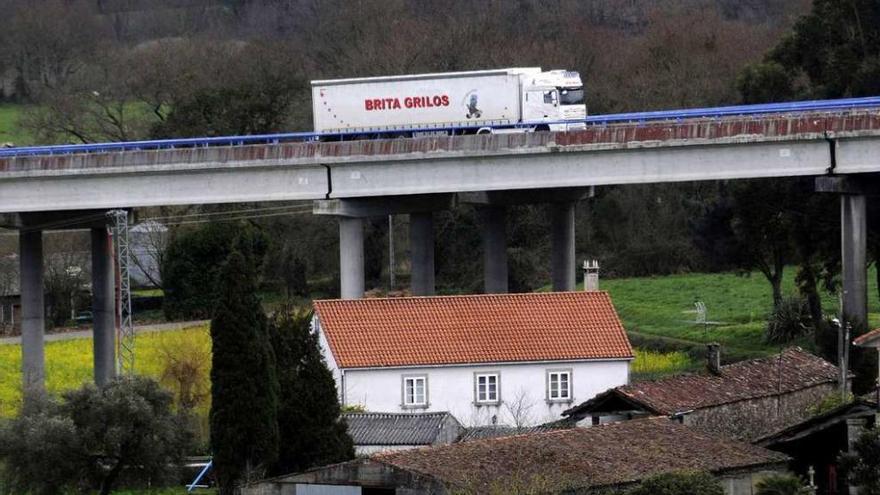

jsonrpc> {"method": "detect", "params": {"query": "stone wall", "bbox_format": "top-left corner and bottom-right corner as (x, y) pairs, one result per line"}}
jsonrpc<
(684, 382), (838, 442)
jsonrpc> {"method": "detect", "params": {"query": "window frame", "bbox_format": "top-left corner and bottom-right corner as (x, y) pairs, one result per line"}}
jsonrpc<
(473, 371), (501, 405)
(401, 374), (429, 409)
(546, 368), (573, 403)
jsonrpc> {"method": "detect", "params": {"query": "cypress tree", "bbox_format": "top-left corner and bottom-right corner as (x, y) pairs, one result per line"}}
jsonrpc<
(270, 308), (354, 475)
(210, 250), (279, 494)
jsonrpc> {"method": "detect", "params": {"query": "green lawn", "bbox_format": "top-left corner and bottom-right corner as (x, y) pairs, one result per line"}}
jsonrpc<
(598, 266), (880, 358)
(0, 104), (34, 146)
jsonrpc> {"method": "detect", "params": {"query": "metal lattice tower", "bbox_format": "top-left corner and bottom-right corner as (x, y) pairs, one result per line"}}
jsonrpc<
(109, 210), (135, 375)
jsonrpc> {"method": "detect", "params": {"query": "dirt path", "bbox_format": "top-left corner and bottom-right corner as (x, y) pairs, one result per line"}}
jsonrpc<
(0, 320), (209, 345)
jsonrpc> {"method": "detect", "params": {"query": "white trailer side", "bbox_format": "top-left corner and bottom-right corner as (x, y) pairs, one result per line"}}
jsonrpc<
(312, 69), (540, 133)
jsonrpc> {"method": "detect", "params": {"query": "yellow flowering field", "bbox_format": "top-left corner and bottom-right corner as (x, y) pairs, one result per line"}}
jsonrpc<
(630, 349), (694, 377)
(0, 324), (211, 418)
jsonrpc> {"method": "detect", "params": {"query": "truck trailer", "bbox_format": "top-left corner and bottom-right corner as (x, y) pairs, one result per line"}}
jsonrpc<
(311, 67), (586, 136)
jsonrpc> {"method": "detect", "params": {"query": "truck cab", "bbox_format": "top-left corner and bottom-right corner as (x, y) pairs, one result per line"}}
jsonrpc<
(521, 70), (587, 132)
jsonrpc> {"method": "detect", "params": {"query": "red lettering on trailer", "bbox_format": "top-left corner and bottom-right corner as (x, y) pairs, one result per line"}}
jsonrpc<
(366, 95), (450, 111)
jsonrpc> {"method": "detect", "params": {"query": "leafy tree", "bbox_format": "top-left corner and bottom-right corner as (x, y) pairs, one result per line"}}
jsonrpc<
(755, 474), (812, 495)
(840, 426), (880, 494)
(741, 0), (880, 101)
(625, 471), (723, 495)
(0, 376), (193, 495)
(210, 250), (279, 494)
(270, 307), (354, 475)
(162, 221), (267, 320)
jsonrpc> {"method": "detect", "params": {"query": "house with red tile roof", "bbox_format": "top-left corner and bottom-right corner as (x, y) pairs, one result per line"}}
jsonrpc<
(313, 291), (634, 427)
(562, 347), (844, 442)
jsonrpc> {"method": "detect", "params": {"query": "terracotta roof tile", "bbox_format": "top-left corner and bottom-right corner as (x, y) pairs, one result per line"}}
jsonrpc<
(314, 291), (633, 368)
(566, 347), (841, 417)
(372, 417), (788, 491)
(854, 328), (880, 346)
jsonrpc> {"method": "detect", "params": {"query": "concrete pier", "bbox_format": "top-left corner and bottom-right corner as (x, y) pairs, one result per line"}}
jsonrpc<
(480, 206), (508, 294)
(841, 194), (868, 328)
(339, 217), (365, 299)
(551, 202), (576, 291)
(91, 227), (116, 386)
(409, 212), (435, 296)
(19, 230), (45, 399)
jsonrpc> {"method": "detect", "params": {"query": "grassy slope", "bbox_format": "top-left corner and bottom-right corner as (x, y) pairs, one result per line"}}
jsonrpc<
(599, 266), (880, 357)
(0, 104), (34, 145)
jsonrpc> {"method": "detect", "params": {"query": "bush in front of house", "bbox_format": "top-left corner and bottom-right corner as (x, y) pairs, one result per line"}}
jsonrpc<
(755, 474), (813, 495)
(625, 471), (723, 495)
(0, 376), (193, 495)
(765, 296), (811, 344)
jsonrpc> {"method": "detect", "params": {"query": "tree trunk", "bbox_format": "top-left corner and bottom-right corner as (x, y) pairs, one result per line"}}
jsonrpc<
(99, 460), (123, 495)
(797, 263), (824, 331)
(770, 271), (784, 309)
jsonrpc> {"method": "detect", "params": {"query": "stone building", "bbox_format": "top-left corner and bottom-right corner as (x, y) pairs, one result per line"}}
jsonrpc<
(562, 347), (844, 442)
(244, 417), (789, 495)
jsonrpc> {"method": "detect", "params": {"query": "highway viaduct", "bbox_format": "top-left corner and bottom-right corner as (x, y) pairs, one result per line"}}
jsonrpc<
(2, 109), (880, 397)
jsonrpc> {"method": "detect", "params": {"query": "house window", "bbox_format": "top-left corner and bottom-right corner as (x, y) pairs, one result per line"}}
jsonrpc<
(547, 370), (571, 402)
(402, 375), (428, 408)
(474, 373), (500, 404)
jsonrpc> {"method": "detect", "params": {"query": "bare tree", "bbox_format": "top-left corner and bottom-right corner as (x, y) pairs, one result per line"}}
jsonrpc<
(503, 388), (536, 432)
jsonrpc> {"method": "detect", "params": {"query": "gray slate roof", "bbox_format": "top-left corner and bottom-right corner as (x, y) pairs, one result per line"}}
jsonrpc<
(344, 412), (458, 446)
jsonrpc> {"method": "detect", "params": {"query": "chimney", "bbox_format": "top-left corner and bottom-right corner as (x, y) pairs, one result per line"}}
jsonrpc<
(583, 260), (599, 291)
(706, 343), (721, 375)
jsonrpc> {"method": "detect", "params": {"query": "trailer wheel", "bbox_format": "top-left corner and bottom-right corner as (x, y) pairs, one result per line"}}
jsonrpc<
(476, 127), (492, 135)
(535, 124), (550, 132)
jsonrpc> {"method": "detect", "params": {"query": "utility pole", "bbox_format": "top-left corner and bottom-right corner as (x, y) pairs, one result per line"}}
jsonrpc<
(109, 210), (134, 375)
(388, 215), (395, 289)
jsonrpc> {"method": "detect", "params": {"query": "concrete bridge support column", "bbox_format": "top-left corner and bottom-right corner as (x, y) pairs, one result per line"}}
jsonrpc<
(409, 212), (435, 296)
(91, 227), (116, 386)
(480, 206), (508, 294)
(841, 194), (868, 328)
(19, 230), (45, 399)
(339, 217), (365, 299)
(551, 202), (576, 291)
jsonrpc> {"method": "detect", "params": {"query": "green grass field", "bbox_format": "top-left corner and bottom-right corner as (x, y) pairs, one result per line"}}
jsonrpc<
(0, 105), (34, 146)
(593, 266), (880, 356)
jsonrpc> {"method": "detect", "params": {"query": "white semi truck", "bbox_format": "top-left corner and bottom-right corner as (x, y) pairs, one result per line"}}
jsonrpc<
(311, 68), (586, 136)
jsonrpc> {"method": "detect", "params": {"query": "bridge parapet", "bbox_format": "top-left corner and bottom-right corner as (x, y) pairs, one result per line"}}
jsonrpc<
(2, 111), (880, 176)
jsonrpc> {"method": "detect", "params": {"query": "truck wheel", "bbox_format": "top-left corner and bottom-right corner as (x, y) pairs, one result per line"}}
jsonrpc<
(536, 125), (550, 132)
(476, 128), (492, 135)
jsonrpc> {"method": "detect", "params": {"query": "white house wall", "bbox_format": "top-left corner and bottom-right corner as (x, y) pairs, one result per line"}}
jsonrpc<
(338, 360), (630, 427)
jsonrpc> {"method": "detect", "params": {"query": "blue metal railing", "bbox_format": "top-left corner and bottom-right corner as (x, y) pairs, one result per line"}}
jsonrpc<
(186, 459), (212, 492)
(2, 95), (879, 158)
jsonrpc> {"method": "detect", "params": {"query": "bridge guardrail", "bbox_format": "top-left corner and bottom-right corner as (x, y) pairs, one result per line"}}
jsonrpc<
(2, 96), (880, 159)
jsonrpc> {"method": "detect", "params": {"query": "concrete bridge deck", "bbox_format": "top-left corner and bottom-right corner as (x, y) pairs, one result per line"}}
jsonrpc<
(2, 111), (879, 213)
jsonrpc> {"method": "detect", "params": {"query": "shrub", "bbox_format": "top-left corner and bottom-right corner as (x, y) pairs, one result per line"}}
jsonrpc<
(755, 474), (813, 495)
(0, 376), (193, 495)
(765, 296), (811, 344)
(626, 471), (723, 495)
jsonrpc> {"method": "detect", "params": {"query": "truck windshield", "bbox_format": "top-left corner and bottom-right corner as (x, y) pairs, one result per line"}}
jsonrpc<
(559, 87), (585, 105)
